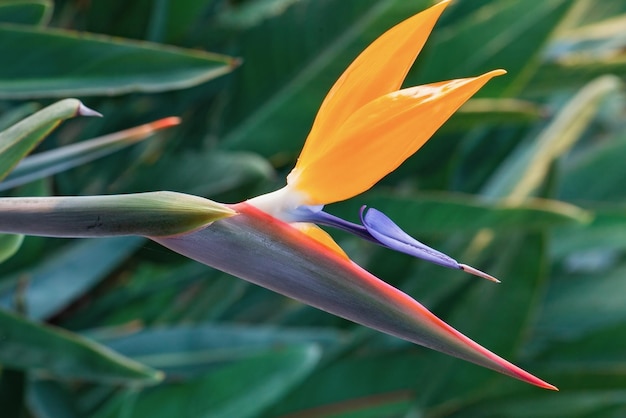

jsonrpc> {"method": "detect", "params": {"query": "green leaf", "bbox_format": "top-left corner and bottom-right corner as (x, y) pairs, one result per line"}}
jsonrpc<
(536, 263), (626, 340)
(0, 237), (144, 320)
(551, 207), (626, 259)
(98, 324), (344, 377)
(0, 307), (163, 384)
(264, 351), (425, 417)
(0, 117), (180, 191)
(530, 10), (626, 93)
(220, 0), (421, 159)
(442, 99), (546, 132)
(0, 102), (40, 131)
(413, 0), (573, 97)
(559, 133), (626, 202)
(482, 75), (622, 200)
(162, 0), (220, 43)
(444, 390), (626, 418)
(0, 368), (26, 418)
(0, 0), (52, 26)
(0, 24), (239, 98)
(332, 192), (590, 236)
(27, 380), (81, 418)
(0, 98), (100, 181)
(0, 233), (23, 264)
(113, 151), (273, 197)
(96, 345), (321, 418)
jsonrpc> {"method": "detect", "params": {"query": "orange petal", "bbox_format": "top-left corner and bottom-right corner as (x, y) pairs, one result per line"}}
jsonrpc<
(291, 70), (506, 205)
(297, 0), (451, 165)
(292, 223), (349, 259)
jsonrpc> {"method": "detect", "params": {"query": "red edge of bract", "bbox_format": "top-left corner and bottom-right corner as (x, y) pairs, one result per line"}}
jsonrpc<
(232, 202), (352, 265)
(233, 203), (558, 391)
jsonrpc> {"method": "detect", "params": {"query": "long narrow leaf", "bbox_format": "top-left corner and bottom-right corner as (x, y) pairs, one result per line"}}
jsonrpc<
(0, 117), (181, 191)
(0, 307), (162, 384)
(0, 24), (240, 98)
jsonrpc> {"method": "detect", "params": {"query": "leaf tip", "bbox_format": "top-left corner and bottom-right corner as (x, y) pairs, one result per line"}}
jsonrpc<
(150, 116), (182, 130)
(77, 102), (103, 118)
(230, 57), (244, 69)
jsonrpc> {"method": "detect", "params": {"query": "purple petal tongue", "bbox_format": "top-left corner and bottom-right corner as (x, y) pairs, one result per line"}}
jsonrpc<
(361, 207), (500, 283)
(360, 207), (460, 269)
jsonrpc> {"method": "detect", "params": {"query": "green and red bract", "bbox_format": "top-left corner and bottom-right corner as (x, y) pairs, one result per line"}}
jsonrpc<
(153, 203), (556, 390)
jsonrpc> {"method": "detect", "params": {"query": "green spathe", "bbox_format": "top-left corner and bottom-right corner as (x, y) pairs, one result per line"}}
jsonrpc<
(0, 191), (235, 237)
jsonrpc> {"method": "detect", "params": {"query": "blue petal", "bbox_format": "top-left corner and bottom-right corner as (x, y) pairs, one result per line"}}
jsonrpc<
(291, 205), (375, 242)
(360, 207), (460, 269)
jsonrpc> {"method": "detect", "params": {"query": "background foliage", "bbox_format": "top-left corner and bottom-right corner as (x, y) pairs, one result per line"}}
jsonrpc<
(1, 0), (626, 416)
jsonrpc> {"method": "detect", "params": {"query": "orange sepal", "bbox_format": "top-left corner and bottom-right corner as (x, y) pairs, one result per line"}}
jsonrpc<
(291, 70), (506, 205)
(298, 0), (451, 164)
(292, 223), (349, 260)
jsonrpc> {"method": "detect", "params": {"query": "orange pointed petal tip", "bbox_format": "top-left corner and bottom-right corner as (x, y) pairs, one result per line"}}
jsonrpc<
(290, 69), (507, 205)
(298, 0), (452, 163)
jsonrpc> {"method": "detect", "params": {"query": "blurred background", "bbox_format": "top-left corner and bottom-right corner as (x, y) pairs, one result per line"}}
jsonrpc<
(1, 0), (626, 416)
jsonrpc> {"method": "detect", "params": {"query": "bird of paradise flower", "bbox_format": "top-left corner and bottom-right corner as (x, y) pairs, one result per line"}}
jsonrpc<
(0, 0), (557, 390)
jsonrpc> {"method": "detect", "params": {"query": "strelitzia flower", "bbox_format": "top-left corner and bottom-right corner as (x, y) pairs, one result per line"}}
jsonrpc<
(155, 0), (555, 390)
(0, 0), (557, 390)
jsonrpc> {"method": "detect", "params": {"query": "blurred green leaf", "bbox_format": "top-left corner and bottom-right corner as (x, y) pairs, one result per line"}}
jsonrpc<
(0, 368), (26, 418)
(27, 379), (81, 418)
(0, 0), (51, 26)
(0, 307), (163, 384)
(0, 102), (40, 131)
(264, 351), (425, 417)
(413, 0), (573, 97)
(0, 99), (97, 181)
(332, 192), (590, 236)
(96, 345), (321, 418)
(0, 233), (23, 263)
(0, 24), (239, 98)
(446, 390), (626, 418)
(551, 207), (626, 259)
(98, 324), (345, 378)
(483, 75), (622, 200)
(531, 57), (626, 96)
(162, 0), (221, 43)
(443, 99), (546, 132)
(0, 237), (144, 320)
(560, 133), (626, 202)
(114, 151), (273, 196)
(536, 262), (626, 340)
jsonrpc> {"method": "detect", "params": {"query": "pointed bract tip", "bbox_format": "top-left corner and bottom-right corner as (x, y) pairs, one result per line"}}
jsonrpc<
(545, 382), (559, 391)
(520, 371), (559, 391)
(459, 263), (501, 283)
(510, 366), (558, 391)
(77, 102), (103, 118)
